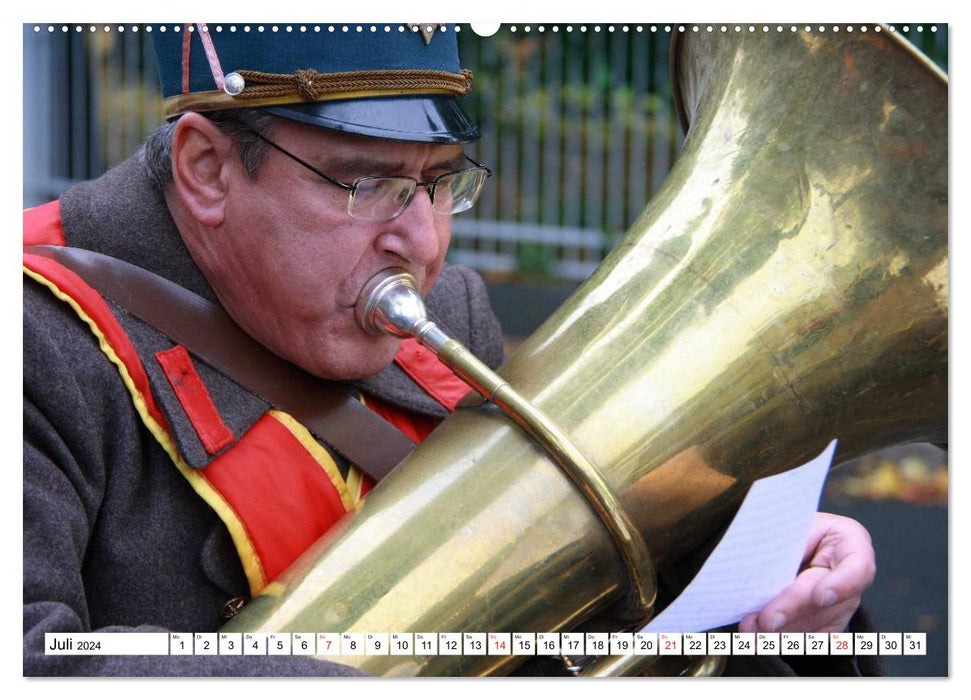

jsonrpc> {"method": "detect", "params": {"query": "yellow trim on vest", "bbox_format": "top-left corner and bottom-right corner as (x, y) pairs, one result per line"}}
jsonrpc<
(260, 581), (288, 599)
(344, 468), (368, 507)
(25, 265), (269, 596)
(267, 409), (356, 511)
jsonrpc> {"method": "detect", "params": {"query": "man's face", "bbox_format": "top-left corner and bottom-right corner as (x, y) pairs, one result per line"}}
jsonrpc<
(193, 118), (463, 380)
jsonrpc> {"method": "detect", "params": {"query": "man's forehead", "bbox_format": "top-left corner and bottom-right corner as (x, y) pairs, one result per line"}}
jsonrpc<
(283, 121), (464, 168)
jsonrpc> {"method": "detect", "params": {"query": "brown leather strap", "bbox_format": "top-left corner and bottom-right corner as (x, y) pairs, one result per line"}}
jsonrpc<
(25, 245), (416, 481)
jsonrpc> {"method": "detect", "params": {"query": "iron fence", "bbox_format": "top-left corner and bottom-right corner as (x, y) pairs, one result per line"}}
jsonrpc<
(22, 23), (948, 282)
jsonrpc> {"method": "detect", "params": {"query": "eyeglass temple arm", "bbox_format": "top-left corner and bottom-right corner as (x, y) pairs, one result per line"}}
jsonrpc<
(464, 154), (492, 176)
(247, 128), (353, 192)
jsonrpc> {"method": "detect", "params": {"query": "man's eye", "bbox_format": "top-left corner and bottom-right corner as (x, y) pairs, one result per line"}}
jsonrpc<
(394, 187), (411, 205)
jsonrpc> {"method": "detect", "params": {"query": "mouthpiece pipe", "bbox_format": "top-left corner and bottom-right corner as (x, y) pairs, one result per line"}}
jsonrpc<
(355, 268), (658, 625)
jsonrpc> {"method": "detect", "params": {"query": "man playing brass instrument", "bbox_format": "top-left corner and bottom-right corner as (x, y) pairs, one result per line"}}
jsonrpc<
(24, 24), (877, 676)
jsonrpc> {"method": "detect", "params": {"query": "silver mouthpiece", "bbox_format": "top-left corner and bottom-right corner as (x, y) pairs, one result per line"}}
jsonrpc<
(354, 268), (451, 351)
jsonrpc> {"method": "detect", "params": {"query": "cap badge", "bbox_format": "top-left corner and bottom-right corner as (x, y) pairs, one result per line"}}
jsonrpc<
(416, 23), (443, 45)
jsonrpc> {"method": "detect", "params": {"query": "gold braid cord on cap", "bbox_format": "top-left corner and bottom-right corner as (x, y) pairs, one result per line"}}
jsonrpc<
(164, 67), (474, 118)
(241, 68), (474, 100)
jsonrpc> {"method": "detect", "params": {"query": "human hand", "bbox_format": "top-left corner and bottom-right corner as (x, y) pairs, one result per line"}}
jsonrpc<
(738, 512), (876, 634)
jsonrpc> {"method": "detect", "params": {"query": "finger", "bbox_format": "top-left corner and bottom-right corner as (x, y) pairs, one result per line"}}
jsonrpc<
(738, 611), (759, 634)
(749, 567), (829, 632)
(791, 593), (863, 634)
(809, 548), (876, 608)
(806, 513), (874, 567)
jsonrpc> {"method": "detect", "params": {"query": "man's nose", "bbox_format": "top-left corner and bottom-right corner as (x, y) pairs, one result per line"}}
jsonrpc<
(377, 187), (445, 268)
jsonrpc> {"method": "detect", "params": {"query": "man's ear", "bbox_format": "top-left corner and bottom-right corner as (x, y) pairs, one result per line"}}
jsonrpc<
(170, 113), (235, 227)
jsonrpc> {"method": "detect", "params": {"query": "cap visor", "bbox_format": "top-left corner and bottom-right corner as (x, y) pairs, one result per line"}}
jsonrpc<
(265, 95), (479, 144)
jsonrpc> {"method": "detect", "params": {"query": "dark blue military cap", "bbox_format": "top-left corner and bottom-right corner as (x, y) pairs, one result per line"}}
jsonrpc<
(150, 23), (479, 143)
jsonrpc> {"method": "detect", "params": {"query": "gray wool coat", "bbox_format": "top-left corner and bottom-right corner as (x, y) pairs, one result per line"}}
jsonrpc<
(23, 154), (504, 676)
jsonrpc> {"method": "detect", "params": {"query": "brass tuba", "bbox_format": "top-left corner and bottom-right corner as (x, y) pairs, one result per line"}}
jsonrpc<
(222, 27), (947, 675)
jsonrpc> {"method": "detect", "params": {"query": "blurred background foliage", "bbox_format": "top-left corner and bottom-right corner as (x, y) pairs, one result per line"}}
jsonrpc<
(25, 23), (947, 283)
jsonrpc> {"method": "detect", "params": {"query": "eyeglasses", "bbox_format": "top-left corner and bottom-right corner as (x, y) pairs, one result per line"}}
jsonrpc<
(247, 129), (491, 222)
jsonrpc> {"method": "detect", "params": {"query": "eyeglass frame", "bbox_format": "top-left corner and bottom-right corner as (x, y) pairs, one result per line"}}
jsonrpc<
(245, 127), (491, 221)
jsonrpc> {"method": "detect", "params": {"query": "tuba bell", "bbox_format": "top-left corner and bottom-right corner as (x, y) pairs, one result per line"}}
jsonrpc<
(222, 26), (947, 676)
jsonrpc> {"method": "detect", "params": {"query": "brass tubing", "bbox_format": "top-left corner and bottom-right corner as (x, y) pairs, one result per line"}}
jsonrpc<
(577, 653), (662, 677)
(641, 654), (728, 677)
(573, 650), (725, 677)
(684, 655), (729, 677)
(357, 270), (657, 623)
(434, 337), (657, 623)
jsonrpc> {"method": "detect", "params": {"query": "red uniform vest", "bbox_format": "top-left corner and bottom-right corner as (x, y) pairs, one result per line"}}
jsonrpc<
(24, 200), (471, 597)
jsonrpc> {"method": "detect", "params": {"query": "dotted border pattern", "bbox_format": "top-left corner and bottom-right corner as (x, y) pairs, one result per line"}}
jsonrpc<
(30, 24), (940, 36)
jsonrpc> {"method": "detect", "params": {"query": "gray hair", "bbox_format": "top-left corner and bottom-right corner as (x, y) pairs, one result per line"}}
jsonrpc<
(141, 109), (276, 190)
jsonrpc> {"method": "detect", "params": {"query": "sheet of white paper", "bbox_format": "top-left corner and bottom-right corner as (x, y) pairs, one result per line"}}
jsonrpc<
(643, 439), (837, 633)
